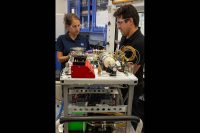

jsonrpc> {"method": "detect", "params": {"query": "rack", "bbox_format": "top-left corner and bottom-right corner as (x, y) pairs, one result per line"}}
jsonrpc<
(60, 68), (138, 133)
(67, 0), (108, 46)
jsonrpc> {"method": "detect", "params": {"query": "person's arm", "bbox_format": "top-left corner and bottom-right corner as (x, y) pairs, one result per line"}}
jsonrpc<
(57, 51), (70, 63)
(132, 40), (144, 75)
(133, 64), (141, 74)
(56, 35), (70, 63)
(85, 36), (91, 50)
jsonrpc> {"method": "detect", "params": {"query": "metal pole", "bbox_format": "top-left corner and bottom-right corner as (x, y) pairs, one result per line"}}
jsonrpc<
(60, 115), (139, 123)
(63, 85), (69, 133)
(126, 85), (134, 133)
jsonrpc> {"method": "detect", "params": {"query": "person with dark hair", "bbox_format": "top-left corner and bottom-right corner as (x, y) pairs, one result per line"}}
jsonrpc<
(56, 13), (90, 69)
(114, 4), (144, 131)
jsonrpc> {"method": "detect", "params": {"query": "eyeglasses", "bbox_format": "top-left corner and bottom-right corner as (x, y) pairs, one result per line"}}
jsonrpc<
(116, 18), (130, 25)
(71, 24), (81, 29)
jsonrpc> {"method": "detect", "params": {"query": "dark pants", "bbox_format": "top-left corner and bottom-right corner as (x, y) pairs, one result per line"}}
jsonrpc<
(121, 80), (144, 130)
(132, 80), (144, 120)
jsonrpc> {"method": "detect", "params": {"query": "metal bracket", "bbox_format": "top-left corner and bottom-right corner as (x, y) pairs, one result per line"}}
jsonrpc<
(69, 88), (119, 94)
(68, 105), (127, 113)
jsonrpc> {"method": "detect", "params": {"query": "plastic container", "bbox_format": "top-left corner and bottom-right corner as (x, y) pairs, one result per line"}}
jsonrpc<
(68, 112), (86, 132)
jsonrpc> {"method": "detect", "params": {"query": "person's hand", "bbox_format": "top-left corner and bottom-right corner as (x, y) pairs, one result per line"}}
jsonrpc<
(70, 51), (77, 57)
(84, 52), (89, 56)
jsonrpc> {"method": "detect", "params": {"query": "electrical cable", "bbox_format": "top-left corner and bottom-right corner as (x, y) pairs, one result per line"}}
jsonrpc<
(121, 45), (136, 62)
(117, 88), (124, 105)
(135, 49), (140, 64)
(56, 97), (62, 102)
(56, 100), (64, 120)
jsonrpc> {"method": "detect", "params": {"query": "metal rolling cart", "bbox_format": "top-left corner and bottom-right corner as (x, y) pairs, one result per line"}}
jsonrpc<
(59, 68), (138, 133)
